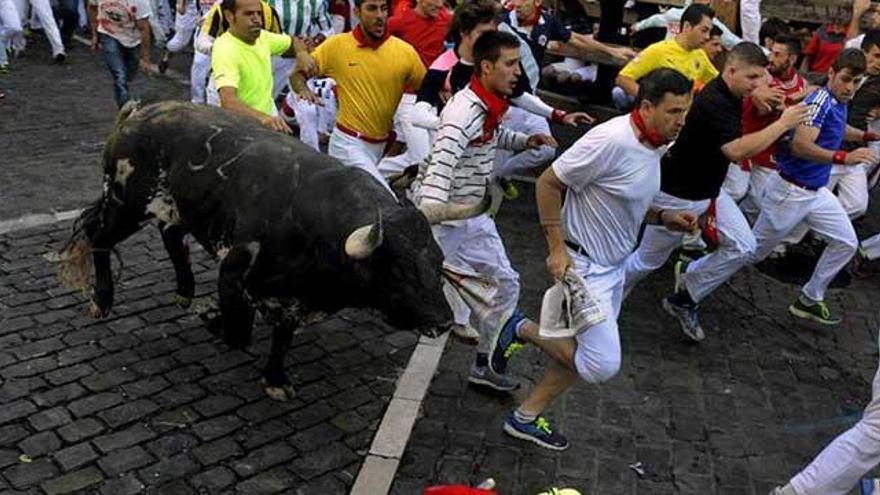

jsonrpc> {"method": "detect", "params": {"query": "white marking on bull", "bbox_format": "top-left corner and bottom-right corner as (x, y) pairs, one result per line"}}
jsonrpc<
(145, 189), (181, 225)
(114, 159), (134, 186)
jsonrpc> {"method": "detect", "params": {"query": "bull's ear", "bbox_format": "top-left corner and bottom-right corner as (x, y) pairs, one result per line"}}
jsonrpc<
(345, 207), (383, 260)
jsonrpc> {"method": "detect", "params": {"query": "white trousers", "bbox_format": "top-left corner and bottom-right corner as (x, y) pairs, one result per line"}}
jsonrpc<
(147, 0), (169, 48)
(570, 251), (623, 384)
(752, 173), (857, 301)
(190, 44), (210, 104)
(328, 128), (395, 197)
(722, 163), (749, 203)
(377, 93), (432, 178)
(289, 90), (337, 151)
(740, 0), (761, 44)
(862, 233), (880, 260)
(493, 106), (555, 178)
(624, 190), (756, 302)
(272, 56), (295, 100)
(166, 0), (197, 53)
(788, 336), (880, 495)
(828, 165), (869, 219)
(0, 0), (22, 65)
(432, 214), (520, 353)
(18, 0), (64, 56)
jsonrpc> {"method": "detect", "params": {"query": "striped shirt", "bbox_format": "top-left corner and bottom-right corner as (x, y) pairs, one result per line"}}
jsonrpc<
(413, 86), (528, 208)
(269, 0), (333, 38)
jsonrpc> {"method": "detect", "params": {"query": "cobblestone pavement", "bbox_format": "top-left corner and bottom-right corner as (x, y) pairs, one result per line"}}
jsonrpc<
(392, 182), (880, 495)
(0, 223), (417, 494)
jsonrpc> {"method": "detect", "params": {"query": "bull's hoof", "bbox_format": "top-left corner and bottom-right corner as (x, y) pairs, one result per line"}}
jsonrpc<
(87, 300), (110, 319)
(261, 379), (296, 402)
(174, 294), (192, 309)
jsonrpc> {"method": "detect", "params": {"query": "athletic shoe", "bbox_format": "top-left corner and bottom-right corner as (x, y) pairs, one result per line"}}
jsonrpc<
(0, 63), (8, 74)
(53, 52), (66, 63)
(788, 296), (841, 325)
(450, 323), (479, 344)
(861, 477), (880, 494)
(488, 310), (526, 374)
(503, 413), (569, 451)
(673, 259), (689, 294)
(662, 296), (705, 341)
(468, 363), (519, 392)
(158, 52), (170, 74)
(499, 178), (519, 200)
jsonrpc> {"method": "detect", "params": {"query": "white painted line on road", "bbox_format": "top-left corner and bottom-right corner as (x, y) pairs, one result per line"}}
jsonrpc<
(0, 209), (83, 236)
(351, 331), (449, 495)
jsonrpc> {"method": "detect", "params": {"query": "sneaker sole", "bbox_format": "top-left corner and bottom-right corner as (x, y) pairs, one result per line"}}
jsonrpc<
(467, 375), (519, 392)
(788, 304), (841, 325)
(661, 298), (705, 342)
(503, 422), (569, 451)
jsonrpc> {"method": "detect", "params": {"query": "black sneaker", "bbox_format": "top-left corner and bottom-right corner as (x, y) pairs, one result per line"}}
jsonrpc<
(488, 310), (526, 374)
(789, 296), (841, 325)
(503, 413), (569, 451)
(53, 52), (66, 63)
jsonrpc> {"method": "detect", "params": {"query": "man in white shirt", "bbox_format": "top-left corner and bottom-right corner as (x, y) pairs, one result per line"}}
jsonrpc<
(488, 68), (695, 450)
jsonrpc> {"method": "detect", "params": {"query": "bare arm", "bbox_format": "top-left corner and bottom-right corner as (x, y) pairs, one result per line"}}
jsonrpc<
(568, 33), (636, 62)
(721, 104), (809, 162)
(792, 125), (877, 165)
(616, 74), (639, 97)
(536, 167), (570, 280)
(845, 124), (868, 142)
(88, 4), (99, 49)
(282, 36), (310, 58)
(136, 18), (151, 77)
(217, 87), (292, 133)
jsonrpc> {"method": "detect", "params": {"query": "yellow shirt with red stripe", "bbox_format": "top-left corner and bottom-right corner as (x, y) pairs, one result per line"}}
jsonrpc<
(201, 1), (282, 39)
(313, 31), (426, 139)
(619, 38), (718, 91)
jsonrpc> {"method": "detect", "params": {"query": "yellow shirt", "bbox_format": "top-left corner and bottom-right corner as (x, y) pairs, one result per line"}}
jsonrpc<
(201, 1), (282, 39)
(619, 38), (718, 91)
(313, 33), (426, 139)
(212, 30), (292, 115)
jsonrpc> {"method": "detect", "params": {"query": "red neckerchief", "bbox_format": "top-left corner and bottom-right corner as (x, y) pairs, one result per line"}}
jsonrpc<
(353, 24), (390, 49)
(518, 7), (542, 27)
(630, 108), (665, 148)
(469, 75), (510, 142)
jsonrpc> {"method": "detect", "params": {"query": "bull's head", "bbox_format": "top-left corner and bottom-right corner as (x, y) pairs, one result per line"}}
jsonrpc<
(342, 193), (492, 337)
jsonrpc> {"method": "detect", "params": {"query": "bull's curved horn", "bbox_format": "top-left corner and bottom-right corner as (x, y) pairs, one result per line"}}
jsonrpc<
(419, 181), (497, 225)
(345, 207), (383, 260)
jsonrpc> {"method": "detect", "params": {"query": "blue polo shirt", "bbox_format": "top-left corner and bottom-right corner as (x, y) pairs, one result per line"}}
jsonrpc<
(776, 86), (848, 189)
(504, 10), (572, 72)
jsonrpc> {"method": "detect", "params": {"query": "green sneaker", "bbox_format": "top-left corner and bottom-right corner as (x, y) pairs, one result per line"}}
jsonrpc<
(499, 178), (519, 200)
(789, 296), (841, 325)
(0, 63), (9, 74)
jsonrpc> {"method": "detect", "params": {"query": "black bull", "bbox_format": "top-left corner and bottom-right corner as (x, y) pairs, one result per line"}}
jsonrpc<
(60, 101), (489, 400)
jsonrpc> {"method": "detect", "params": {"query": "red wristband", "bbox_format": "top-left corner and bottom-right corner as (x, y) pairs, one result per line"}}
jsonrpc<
(864, 131), (879, 142)
(833, 150), (848, 164)
(551, 109), (567, 124)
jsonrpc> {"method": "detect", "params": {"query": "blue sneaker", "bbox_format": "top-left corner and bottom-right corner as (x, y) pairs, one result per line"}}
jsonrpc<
(488, 310), (526, 375)
(861, 478), (880, 494)
(503, 413), (569, 451)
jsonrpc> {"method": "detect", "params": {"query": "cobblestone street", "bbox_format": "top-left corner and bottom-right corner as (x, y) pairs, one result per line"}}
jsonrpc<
(3, 34), (880, 495)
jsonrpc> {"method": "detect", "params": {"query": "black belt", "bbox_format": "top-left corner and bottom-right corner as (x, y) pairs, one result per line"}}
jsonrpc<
(564, 240), (589, 258)
(779, 172), (819, 191)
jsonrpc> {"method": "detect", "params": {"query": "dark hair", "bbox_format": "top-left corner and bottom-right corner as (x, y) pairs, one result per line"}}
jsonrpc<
(862, 29), (880, 52)
(637, 68), (693, 105)
(680, 4), (714, 31)
(774, 33), (801, 56)
(760, 17), (790, 45)
(353, 0), (389, 8)
(726, 41), (769, 68)
(832, 47), (867, 74)
(473, 30), (521, 75)
(709, 25), (722, 38)
(448, 0), (501, 48)
(221, 0), (236, 13)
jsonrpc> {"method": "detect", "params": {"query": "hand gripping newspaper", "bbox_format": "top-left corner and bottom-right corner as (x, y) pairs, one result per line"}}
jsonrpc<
(539, 269), (607, 339)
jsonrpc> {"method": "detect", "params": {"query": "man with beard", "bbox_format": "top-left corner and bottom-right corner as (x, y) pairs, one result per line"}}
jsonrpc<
(622, 43), (809, 341)
(724, 34), (808, 220)
(412, 30), (556, 393)
(292, 0), (425, 195)
(487, 69), (695, 450)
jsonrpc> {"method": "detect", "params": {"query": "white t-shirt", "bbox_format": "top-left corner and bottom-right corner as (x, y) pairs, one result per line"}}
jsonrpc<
(846, 33), (865, 50)
(553, 114), (665, 267)
(93, 0), (152, 47)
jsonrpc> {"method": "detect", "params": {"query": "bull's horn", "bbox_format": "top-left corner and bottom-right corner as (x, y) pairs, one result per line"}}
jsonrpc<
(345, 208), (383, 260)
(419, 182), (496, 224)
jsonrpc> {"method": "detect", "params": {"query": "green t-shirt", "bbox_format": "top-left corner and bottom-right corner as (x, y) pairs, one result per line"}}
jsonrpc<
(211, 30), (292, 115)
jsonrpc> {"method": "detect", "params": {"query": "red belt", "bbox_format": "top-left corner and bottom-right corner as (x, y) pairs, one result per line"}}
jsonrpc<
(335, 123), (392, 144)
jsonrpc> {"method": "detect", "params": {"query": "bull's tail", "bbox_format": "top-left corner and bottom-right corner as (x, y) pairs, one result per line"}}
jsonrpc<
(58, 200), (102, 295)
